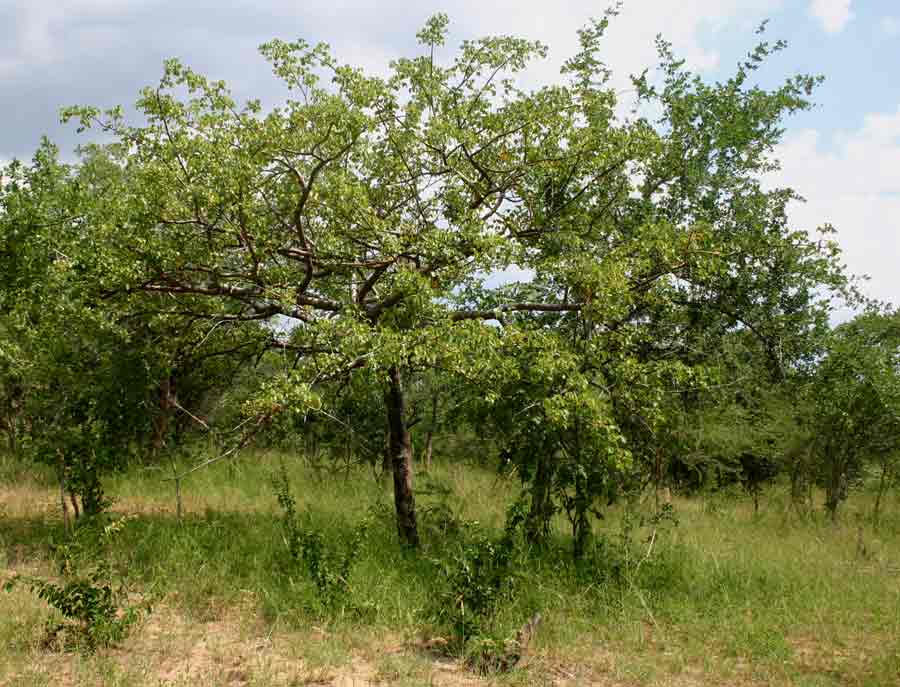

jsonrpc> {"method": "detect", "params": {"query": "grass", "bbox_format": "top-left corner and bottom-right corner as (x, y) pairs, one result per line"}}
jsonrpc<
(2, 449), (900, 686)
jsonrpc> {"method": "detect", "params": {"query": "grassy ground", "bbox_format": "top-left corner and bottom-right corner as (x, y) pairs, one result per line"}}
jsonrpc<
(1, 450), (899, 686)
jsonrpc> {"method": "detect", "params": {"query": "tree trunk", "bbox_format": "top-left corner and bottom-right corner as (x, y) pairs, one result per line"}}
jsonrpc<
(824, 451), (844, 523)
(381, 431), (391, 480)
(5, 417), (15, 455)
(526, 450), (555, 546)
(70, 492), (81, 520)
(58, 451), (71, 535)
(572, 472), (592, 560)
(386, 366), (419, 548)
(653, 447), (665, 513)
(423, 431), (434, 471)
(152, 375), (177, 454)
(790, 444), (814, 516)
(2, 386), (22, 455)
(79, 460), (106, 517)
(790, 456), (804, 507)
(571, 411), (591, 560)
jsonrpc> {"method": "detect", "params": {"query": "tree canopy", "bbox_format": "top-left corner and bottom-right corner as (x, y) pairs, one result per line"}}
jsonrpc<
(0, 15), (867, 546)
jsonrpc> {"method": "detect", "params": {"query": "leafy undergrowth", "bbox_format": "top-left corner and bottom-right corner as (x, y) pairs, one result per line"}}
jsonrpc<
(2, 451), (900, 686)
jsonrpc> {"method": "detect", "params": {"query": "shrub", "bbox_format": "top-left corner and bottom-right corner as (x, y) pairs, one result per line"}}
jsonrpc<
(3, 516), (152, 651)
(427, 499), (530, 667)
(271, 463), (370, 613)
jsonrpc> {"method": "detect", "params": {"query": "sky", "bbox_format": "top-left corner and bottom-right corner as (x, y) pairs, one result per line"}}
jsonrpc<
(1, 0), (898, 309)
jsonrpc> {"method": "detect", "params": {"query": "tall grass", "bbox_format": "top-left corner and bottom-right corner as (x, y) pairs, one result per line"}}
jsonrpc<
(2, 448), (900, 685)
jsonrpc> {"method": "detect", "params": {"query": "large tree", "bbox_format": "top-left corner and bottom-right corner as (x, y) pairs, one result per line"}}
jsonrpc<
(53, 16), (847, 546)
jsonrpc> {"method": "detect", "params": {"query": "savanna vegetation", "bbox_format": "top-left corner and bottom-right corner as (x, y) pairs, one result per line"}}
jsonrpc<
(1, 13), (899, 687)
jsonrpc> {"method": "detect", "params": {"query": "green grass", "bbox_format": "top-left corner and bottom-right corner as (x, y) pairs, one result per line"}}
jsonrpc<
(2, 449), (900, 686)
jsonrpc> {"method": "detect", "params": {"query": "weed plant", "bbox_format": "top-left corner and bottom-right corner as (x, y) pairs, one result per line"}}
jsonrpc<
(270, 462), (372, 615)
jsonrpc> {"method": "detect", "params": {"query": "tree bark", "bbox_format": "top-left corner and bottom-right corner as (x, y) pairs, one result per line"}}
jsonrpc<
(572, 473), (591, 560)
(2, 385), (22, 455)
(526, 450), (555, 546)
(423, 431), (434, 471)
(874, 461), (891, 527)
(70, 492), (81, 520)
(152, 375), (177, 454)
(381, 431), (391, 481)
(4, 417), (15, 455)
(824, 451), (845, 523)
(58, 451), (71, 534)
(386, 366), (419, 548)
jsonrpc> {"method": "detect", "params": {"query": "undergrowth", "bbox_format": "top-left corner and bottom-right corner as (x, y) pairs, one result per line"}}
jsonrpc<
(426, 500), (526, 658)
(2, 452), (900, 685)
(271, 462), (372, 615)
(3, 515), (153, 652)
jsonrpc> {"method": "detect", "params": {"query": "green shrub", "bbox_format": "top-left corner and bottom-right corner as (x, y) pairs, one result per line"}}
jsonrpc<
(427, 499), (529, 662)
(271, 463), (370, 613)
(3, 516), (152, 651)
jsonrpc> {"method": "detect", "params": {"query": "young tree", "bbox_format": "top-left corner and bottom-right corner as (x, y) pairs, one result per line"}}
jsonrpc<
(0, 143), (157, 515)
(461, 24), (848, 548)
(804, 309), (900, 521)
(0, 142), (259, 515)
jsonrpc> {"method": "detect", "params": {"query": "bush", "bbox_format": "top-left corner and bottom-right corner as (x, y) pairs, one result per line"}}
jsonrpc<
(3, 516), (152, 651)
(271, 463), (370, 613)
(427, 499), (530, 668)
(581, 501), (683, 595)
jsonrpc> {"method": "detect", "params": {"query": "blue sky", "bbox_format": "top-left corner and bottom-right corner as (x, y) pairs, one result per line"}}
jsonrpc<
(1, 0), (897, 307)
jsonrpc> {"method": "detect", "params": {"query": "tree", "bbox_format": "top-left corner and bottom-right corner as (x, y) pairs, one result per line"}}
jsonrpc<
(0, 142), (260, 517)
(57, 18), (576, 546)
(49, 15), (847, 548)
(459, 22), (848, 549)
(0, 143), (156, 516)
(803, 309), (900, 521)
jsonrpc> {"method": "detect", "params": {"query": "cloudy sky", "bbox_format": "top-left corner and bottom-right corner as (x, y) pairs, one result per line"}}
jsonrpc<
(2, 0), (898, 308)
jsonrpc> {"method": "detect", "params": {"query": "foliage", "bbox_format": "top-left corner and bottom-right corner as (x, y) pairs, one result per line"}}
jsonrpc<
(4, 16), (900, 682)
(271, 462), (370, 612)
(427, 499), (527, 656)
(0, 144), (156, 514)
(2, 516), (152, 651)
(685, 376), (797, 502)
(466, 327), (632, 552)
(26, 14), (847, 548)
(802, 309), (900, 520)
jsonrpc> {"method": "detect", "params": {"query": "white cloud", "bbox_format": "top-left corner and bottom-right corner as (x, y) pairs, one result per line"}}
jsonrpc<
(881, 16), (900, 36)
(809, 0), (854, 34)
(0, 0), (783, 82)
(1, 0), (143, 72)
(771, 107), (900, 307)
